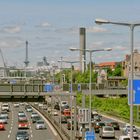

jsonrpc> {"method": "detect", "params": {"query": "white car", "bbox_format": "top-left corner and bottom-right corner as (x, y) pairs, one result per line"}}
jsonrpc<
(99, 126), (115, 138)
(119, 136), (134, 140)
(1, 103), (10, 112)
(14, 103), (19, 107)
(52, 110), (58, 116)
(35, 120), (46, 129)
(31, 112), (39, 118)
(60, 101), (68, 107)
(18, 111), (25, 117)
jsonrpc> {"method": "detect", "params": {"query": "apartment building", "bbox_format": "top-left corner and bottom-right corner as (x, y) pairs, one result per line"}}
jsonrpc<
(122, 49), (140, 77)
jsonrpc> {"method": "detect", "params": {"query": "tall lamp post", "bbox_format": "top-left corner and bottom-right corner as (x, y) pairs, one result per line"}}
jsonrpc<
(70, 47), (112, 131)
(95, 18), (140, 139)
(58, 59), (79, 140)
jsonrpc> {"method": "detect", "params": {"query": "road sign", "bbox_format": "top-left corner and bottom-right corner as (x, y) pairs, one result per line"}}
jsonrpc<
(44, 83), (53, 92)
(78, 108), (89, 124)
(85, 131), (95, 140)
(128, 79), (140, 105)
(78, 84), (81, 91)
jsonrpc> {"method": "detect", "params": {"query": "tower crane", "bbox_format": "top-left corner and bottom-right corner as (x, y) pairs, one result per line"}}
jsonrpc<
(0, 48), (7, 77)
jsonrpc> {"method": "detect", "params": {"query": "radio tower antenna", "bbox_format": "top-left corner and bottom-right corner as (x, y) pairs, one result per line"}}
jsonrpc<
(24, 41), (29, 67)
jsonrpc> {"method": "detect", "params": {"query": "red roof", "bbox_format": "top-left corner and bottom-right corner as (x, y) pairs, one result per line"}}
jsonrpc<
(98, 62), (116, 67)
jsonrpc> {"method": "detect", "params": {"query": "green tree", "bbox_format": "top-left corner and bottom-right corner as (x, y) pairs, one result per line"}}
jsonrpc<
(112, 64), (122, 76)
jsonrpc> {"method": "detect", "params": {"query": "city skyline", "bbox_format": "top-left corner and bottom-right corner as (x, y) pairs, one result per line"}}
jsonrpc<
(0, 0), (140, 68)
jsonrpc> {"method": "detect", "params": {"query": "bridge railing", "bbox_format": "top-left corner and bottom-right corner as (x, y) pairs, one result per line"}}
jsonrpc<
(0, 84), (45, 92)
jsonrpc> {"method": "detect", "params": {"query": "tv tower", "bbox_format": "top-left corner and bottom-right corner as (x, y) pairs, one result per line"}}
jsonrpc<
(24, 41), (29, 67)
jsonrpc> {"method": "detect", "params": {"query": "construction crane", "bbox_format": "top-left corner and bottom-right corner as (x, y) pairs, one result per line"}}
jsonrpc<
(0, 48), (7, 77)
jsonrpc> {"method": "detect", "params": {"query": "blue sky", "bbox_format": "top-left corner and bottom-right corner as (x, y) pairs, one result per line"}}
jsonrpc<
(0, 0), (140, 67)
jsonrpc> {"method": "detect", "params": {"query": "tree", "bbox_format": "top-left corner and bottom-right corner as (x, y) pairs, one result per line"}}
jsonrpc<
(112, 64), (122, 76)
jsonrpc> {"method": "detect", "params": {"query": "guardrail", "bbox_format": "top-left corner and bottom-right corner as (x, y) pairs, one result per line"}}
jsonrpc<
(31, 104), (70, 140)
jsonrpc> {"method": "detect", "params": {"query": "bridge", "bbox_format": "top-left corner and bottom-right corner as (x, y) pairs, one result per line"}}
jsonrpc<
(0, 84), (128, 101)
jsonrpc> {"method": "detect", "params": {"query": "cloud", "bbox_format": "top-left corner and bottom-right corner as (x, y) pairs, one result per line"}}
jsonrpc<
(87, 26), (108, 33)
(40, 22), (51, 27)
(113, 45), (128, 51)
(3, 26), (21, 33)
(0, 37), (24, 48)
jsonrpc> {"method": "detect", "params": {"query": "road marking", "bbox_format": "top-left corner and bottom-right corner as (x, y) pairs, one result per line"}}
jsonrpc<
(8, 135), (10, 138)
(32, 107), (58, 136)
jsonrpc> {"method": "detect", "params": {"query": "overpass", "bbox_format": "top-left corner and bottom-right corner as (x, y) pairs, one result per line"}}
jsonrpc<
(0, 84), (127, 101)
(0, 84), (77, 102)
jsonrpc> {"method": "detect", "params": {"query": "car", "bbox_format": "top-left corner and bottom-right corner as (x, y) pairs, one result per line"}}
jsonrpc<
(67, 120), (78, 130)
(93, 115), (101, 122)
(110, 121), (120, 130)
(1, 103), (10, 112)
(79, 126), (90, 138)
(99, 126), (115, 138)
(122, 124), (136, 134)
(52, 110), (58, 116)
(0, 123), (5, 130)
(18, 114), (27, 121)
(38, 103), (43, 108)
(54, 104), (60, 110)
(35, 120), (46, 129)
(14, 103), (20, 107)
(0, 111), (8, 119)
(123, 128), (139, 139)
(95, 122), (105, 129)
(119, 135), (134, 140)
(26, 107), (33, 112)
(59, 116), (67, 123)
(32, 116), (41, 123)
(16, 131), (29, 140)
(0, 116), (8, 124)
(20, 102), (25, 106)
(60, 101), (68, 107)
(92, 122), (105, 133)
(18, 111), (25, 117)
(105, 120), (120, 130)
(18, 120), (28, 129)
(31, 112), (38, 118)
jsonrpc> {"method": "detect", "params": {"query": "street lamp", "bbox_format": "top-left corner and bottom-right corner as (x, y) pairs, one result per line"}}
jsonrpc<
(58, 59), (79, 140)
(70, 47), (112, 131)
(95, 18), (140, 139)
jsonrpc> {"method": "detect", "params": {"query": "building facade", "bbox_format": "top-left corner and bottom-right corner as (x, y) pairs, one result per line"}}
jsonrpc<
(122, 49), (140, 77)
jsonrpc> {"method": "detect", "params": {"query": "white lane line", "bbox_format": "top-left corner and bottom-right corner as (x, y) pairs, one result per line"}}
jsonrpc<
(25, 111), (33, 140)
(8, 106), (15, 139)
(33, 107), (58, 136)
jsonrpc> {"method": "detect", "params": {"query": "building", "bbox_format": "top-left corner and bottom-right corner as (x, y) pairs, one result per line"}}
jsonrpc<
(95, 61), (118, 71)
(122, 49), (140, 77)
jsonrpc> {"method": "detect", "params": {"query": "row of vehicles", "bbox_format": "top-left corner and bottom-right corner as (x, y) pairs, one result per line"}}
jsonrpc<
(15, 103), (47, 140)
(35, 100), (140, 140)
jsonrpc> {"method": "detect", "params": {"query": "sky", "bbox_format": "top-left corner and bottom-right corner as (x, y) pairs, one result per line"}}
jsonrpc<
(0, 0), (140, 68)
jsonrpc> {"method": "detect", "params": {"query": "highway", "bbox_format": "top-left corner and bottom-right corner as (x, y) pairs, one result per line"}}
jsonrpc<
(0, 102), (58, 140)
(45, 96), (140, 140)
(0, 101), (140, 140)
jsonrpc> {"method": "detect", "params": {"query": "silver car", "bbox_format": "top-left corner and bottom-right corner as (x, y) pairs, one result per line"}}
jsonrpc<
(35, 120), (46, 130)
(124, 128), (139, 139)
(0, 111), (8, 119)
(99, 126), (115, 138)
(31, 112), (38, 118)
(0, 116), (8, 124)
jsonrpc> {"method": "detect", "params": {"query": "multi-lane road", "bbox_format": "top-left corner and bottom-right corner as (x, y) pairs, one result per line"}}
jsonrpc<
(0, 101), (140, 140)
(0, 102), (58, 140)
